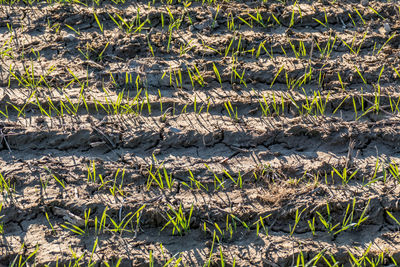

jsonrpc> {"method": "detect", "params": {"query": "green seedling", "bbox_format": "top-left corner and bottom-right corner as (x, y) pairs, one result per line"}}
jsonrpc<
(270, 65), (284, 88)
(376, 33), (395, 56)
(161, 203), (194, 236)
(271, 13), (281, 25)
(333, 199), (356, 236)
(109, 168), (125, 197)
(87, 160), (97, 183)
(93, 12), (104, 33)
(316, 202), (340, 234)
(248, 9), (265, 28)
(96, 206), (108, 235)
(205, 164), (225, 190)
(388, 94), (400, 114)
(204, 231), (217, 267)
(332, 95), (350, 115)
(61, 208), (91, 236)
(149, 250), (154, 267)
(43, 167), (65, 189)
(259, 94), (271, 117)
(364, 251), (385, 267)
(219, 246), (225, 267)
(354, 7), (365, 25)
(0, 172), (14, 196)
(223, 170), (243, 188)
(386, 210), (400, 227)
(288, 1), (298, 28)
(88, 238), (98, 267)
(313, 91), (329, 116)
(256, 40), (273, 59)
(65, 24), (80, 35)
(230, 214), (250, 232)
(212, 63), (222, 86)
(354, 65), (367, 84)
(68, 246), (85, 266)
(332, 167), (358, 185)
(182, 169), (209, 191)
(224, 101), (238, 122)
(368, 6), (385, 20)
(254, 214), (271, 236)
(356, 31), (368, 55)
(0, 35), (14, 59)
(348, 13), (356, 27)
(389, 162), (400, 181)
(354, 198), (371, 229)
(364, 158), (386, 185)
(313, 17), (327, 28)
(0, 202), (3, 234)
(146, 161), (174, 190)
(337, 72), (346, 91)
(290, 207), (306, 236)
(10, 244), (39, 267)
(296, 249), (325, 267)
(322, 254), (340, 267)
(107, 204), (145, 235)
(47, 19), (60, 33)
(213, 216), (235, 241)
(308, 217), (316, 236)
(61, 221), (85, 236)
(45, 212), (56, 235)
(377, 65), (385, 85)
(238, 16), (252, 28)
(347, 243), (372, 266)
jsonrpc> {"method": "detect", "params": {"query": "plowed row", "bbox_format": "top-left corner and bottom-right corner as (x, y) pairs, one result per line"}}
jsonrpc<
(1, 0), (400, 266)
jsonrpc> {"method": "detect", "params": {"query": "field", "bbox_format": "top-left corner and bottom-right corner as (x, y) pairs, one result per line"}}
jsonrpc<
(0, 0), (400, 265)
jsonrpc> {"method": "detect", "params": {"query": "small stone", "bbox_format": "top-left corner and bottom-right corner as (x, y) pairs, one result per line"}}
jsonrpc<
(64, 33), (76, 42)
(168, 127), (181, 133)
(361, 0), (368, 7)
(383, 23), (391, 34)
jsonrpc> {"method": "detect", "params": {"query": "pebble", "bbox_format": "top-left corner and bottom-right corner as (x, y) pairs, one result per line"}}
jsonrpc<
(168, 127), (181, 133)
(383, 23), (391, 34)
(64, 33), (76, 42)
(361, 0), (368, 7)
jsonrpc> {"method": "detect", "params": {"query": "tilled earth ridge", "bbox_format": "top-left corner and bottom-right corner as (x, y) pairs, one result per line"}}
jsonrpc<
(1, 0), (400, 266)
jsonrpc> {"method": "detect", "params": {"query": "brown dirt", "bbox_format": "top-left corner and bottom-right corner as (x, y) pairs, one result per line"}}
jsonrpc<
(1, 0), (400, 266)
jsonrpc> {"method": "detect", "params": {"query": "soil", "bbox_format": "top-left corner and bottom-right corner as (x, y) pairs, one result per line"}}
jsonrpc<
(1, 0), (400, 266)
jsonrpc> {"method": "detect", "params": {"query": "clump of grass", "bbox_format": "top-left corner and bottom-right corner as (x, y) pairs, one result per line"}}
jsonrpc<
(161, 203), (194, 236)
